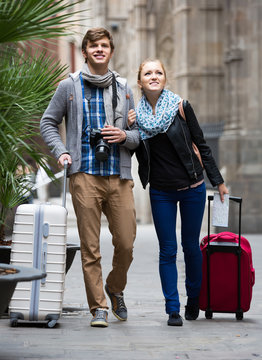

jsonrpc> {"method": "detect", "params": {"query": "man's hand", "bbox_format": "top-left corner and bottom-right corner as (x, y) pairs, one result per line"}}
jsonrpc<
(101, 125), (127, 143)
(58, 153), (72, 168)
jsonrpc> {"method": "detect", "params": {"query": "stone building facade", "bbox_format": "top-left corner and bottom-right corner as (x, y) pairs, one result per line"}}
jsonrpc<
(58, 0), (262, 233)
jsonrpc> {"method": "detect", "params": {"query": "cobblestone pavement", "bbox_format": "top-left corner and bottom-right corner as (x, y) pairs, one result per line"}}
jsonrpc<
(0, 225), (261, 360)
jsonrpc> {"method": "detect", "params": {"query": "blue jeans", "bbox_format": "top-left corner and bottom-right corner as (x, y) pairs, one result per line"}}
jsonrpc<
(150, 182), (206, 314)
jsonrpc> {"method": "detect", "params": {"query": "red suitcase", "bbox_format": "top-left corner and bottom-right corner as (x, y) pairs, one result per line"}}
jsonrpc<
(199, 196), (255, 320)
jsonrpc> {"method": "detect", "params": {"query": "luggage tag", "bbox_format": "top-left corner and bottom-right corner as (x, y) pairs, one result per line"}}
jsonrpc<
(212, 193), (229, 227)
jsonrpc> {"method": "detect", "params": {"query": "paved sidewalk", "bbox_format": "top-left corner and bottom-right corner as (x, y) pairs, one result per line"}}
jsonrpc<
(0, 224), (261, 360)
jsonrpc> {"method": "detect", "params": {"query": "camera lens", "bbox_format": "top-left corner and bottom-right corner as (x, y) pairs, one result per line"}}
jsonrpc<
(95, 139), (110, 161)
(90, 128), (110, 161)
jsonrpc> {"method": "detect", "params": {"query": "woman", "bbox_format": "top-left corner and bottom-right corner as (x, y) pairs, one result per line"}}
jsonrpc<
(130, 59), (228, 326)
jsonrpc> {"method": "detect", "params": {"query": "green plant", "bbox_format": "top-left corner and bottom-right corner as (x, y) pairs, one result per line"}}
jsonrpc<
(0, 0), (87, 242)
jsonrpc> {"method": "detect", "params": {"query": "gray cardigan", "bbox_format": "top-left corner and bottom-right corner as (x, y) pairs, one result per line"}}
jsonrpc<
(40, 70), (140, 180)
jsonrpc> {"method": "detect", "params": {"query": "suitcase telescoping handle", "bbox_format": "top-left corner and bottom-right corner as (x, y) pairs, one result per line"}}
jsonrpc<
(206, 195), (243, 319)
(207, 195), (242, 246)
(62, 160), (68, 209)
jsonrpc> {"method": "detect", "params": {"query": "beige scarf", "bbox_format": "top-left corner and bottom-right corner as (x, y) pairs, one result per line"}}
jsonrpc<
(81, 63), (125, 128)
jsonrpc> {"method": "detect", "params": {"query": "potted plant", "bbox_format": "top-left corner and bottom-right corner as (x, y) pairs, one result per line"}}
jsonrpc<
(0, 45), (66, 260)
(0, 0), (85, 267)
(0, 263), (46, 315)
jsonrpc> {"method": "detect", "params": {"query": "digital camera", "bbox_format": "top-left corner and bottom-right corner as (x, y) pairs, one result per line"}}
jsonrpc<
(90, 129), (110, 161)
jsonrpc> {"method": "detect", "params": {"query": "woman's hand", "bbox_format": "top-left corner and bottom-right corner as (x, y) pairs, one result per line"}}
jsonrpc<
(128, 109), (136, 127)
(217, 183), (229, 202)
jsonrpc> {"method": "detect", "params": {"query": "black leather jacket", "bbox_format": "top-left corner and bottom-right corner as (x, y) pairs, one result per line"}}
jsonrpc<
(136, 100), (224, 189)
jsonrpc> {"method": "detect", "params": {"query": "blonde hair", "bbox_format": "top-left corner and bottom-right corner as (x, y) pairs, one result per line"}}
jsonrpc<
(137, 59), (167, 81)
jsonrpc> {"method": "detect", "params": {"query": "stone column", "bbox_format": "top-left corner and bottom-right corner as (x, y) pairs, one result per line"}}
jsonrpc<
(173, 0), (224, 122)
(99, 0), (156, 224)
(220, 0), (262, 233)
(172, 0), (225, 230)
(129, 0), (156, 224)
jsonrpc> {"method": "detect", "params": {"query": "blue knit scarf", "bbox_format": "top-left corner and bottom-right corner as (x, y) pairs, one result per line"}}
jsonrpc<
(136, 89), (181, 140)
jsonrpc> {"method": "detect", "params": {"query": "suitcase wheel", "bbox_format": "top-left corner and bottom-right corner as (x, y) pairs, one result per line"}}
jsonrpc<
(205, 310), (213, 319)
(9, 312), (23, 327)
(46, 319), (57, 328)
(10, 318), (18, 327)
(45, 314), (59, 328)
(236, 311), (243, 320)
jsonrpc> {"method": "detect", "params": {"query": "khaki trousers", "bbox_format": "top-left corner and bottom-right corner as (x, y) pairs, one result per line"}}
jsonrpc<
(69, 173), (136, 314)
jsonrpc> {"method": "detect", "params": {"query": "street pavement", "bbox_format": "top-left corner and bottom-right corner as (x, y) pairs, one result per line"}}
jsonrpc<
(0, 223), (261, 360)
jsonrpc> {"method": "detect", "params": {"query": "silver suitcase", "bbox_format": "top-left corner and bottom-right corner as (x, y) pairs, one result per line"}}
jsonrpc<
(9, 162), (68, 327)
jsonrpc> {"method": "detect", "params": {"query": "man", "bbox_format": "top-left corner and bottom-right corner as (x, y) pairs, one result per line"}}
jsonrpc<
(40, 28), (139, 328)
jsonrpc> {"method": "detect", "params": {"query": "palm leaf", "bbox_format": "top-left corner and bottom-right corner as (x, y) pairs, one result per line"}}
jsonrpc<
(0, 0), (87, 43)
(0, 48), (67, 168)
(0, 0), (89, 240)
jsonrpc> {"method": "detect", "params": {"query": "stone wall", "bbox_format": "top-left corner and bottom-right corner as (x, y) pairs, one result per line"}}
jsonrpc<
(219, 0), (262, 232)
(63, 0), (262, 232)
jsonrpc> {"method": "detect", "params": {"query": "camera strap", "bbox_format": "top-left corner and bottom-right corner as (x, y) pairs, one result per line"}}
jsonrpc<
(111, 73), (117, 110)
(111, 72), (118, 123)
(80, 71), (118, 126)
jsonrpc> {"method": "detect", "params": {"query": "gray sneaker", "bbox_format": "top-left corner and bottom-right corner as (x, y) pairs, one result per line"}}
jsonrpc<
(90, 308), (108, 327)
(105, 284), (127, 321)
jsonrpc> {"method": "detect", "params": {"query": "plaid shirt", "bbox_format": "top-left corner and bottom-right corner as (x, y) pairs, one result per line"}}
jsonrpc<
(80, 77), (120, 176)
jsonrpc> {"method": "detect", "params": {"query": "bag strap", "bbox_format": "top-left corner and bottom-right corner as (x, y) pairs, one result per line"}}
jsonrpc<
(178, 98), (204, 168)
(178, 99), (186, 121)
